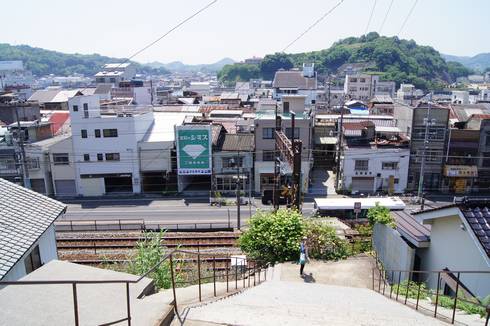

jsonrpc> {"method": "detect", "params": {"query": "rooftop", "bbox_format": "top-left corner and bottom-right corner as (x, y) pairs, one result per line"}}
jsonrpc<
(143, 111), (201, 143)
(272, 70), (317, 89)
(220, 133), (254, 152)
(0, 178), (66, 280)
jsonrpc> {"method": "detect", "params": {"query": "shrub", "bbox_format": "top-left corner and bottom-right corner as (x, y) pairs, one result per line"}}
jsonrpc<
(239, 209), (305, 263)
(127, 231), (174, 289)
(304, 220), (349, 260)
(367, 203), (395, 228)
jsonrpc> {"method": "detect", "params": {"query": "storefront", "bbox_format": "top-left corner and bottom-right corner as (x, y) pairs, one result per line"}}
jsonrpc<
(441, 165), (477, 194)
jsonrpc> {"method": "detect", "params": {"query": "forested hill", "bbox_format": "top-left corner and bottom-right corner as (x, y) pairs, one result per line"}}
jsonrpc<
(218, 32), (472, 89)
(0, 43), (169, 76)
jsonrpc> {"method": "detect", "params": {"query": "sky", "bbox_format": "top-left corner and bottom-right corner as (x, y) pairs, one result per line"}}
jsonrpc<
(3, 0), (490, 65)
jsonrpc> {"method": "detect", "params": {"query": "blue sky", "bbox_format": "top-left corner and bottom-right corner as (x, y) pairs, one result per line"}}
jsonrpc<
(3, 0), (489, 64)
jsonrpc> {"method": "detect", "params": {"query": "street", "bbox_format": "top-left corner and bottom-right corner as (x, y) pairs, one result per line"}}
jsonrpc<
(60, 197), (317, 223)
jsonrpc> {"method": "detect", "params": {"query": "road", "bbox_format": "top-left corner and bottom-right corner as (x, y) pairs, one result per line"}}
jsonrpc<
(60, 198), (317, 223)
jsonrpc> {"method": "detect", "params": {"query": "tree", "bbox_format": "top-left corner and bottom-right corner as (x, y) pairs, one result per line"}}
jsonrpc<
(367, 203), (395, 228)
(217, 63), (260, 86)
(239, 209), (304, 263)
(447, 61), (473, 82)
(259, 53), (294, 80)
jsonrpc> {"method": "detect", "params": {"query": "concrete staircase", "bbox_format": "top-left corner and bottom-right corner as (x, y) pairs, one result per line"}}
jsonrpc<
(175, 263), (447, 326)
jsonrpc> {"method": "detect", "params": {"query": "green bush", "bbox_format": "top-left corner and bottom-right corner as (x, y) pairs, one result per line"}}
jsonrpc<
(392, 280), (429, 299)
(434, 294), (486, 317)
(127, 231), (174, 289)
(367, 203), (395, 228)
(304, 220), (349, 260)
(239, 209), (305, 263)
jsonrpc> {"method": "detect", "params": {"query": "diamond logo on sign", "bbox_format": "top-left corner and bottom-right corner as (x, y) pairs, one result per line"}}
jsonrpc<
(183, 144), (206, 160)
(177, 126), (212, 175)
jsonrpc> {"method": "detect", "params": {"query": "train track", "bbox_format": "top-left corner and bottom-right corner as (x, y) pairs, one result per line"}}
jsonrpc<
(56, 231), (241, 265)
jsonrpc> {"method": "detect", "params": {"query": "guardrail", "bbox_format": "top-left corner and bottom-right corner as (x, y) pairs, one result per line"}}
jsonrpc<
(55, 218), (241, 232)
(0, 249), (269, 326)
(372, 266), (490, 325)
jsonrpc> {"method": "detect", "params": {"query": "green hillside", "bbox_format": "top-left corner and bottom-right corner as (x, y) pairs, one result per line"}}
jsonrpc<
(219, 33), (472, 90)
(0, 43), (169, 76)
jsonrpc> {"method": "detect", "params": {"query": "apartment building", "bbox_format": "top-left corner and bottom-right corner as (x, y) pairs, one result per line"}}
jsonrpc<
(272, 64), (318, 105)
(254, 95), (312, 194)
(69, 94), (153, 196)
(344, 74), (395, 101)
(94, 63), (136, 85)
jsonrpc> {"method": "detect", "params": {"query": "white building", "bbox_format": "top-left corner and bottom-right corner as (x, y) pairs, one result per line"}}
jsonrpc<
(344, 74), (396, 101)
(341, 145), (410, 194)
(94, 63), (136, 85)
(0, 61), (34, 89)
(272, 64), (318, 105)
(69, 94), (153, 196)
(452, 90), (470, 104)
(0, 178), (66, 282)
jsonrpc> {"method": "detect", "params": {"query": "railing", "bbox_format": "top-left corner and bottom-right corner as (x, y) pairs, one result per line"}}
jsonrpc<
(372, 266), (490, 325)
(0, 249), (269, 326)
(55, 219), (241, 232)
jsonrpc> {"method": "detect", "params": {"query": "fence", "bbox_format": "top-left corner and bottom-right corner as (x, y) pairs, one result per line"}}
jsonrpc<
(55, 218), (241, 232)
(0, 249), (269, 326)
(372, 267), (490, 325)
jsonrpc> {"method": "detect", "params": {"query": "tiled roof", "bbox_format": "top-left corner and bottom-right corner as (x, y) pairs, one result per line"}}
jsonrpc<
(0, 178), (66, 280)
(221, 134), (254, 152)
(461, 206), (490, 257)
(272, 70), (317, 89)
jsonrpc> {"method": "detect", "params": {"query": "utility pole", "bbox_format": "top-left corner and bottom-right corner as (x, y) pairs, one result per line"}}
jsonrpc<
(235, 151), (241, 230)
(290, 112), (302, 211)
(273, 104), (281, 210)
(417, 93), (432, 206)
(14, 107), (30, 189)
(335, 96), (345, 191)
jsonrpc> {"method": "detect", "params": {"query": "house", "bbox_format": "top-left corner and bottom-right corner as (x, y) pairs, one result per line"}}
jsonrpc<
(344, 74), (395, 101)
(412, 199), (490, 299)
(0, 178), (66, 281)
(28, 88), (83, 110)
(0, 95), (40, 125)
(0, 61), (34, 89)
(94, 63), (136, 85)
(69, 94), (153, 196)
(369, 95), (394, 116)
(220, 92), (241, 108)
(272, 64), (318, 105)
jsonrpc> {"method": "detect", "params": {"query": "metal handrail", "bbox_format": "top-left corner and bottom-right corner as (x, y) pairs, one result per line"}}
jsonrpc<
(0, 249), (269, 326)
(371, 266), (490, 325)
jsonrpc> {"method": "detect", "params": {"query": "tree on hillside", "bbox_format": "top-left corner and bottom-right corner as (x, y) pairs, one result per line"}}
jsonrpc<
(260, 53), (294, 80)
(447, 61), (473, 82)
(217, 63), (260, 86)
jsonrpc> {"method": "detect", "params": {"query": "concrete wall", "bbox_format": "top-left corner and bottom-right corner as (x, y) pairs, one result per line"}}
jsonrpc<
(421, 215), (490, 298)
(373, 223), (415, 282)
(1, 224), (57, 282)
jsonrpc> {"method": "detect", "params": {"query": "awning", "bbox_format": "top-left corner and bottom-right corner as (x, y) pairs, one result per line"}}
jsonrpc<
(444, 165), (478, 177)
(375, 126), (402, 133)
(314, 135), (338, 145)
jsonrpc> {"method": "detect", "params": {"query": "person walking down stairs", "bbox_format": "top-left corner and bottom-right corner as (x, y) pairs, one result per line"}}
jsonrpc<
(299, 236), (309, 276)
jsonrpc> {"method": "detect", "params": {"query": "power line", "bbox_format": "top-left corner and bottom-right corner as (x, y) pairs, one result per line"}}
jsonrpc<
(397, 0), (418, 36)
(364, 0), (377, 35)
(378, 0), (394, 34)
(282, 0), (346, 52)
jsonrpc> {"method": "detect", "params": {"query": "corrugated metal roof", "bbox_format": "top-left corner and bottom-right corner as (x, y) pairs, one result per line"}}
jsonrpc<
(221, 134), (254, 151)
(391, 210), (431, 247)
(0, 178), (66, 280)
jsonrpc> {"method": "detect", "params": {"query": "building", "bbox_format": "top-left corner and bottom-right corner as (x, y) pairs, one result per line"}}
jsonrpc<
(272, 64), (318, 105)
(0, 178), (66, 281)
(368, 95), (394, 116)
(0, 96), (40, 125)
(452, 90), (470, 104)
(396, 84), (424, 105)
(0, 61), (34, 89)
(94, 63), (136, 85)
(69, 94), (153, 196)
(28, 88), (86, 110)
(344, 74), (395, 101)
(339, 121), (410, 194)
(398, 103), (450, 192)
(111, 80), (153, 105)
(254, 95), (312, 195)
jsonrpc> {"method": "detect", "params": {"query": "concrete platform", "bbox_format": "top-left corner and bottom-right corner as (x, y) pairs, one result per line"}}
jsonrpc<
(0, 260), (171, 326)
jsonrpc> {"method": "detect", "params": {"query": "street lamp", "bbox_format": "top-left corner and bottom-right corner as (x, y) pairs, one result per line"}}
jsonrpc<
(230, 154), (241, 230)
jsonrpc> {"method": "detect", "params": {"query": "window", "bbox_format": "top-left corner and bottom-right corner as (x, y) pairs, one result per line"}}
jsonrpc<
(263, 150), (275, 161)
(485, 133), (490, 146)
(109, 77), (116, 83)
(81, 129), (88, 138)
(83, 107), (89, 118)
(27, 158), (40, 170)
(53, 153), (69, 165)
(394, 178), (399, 184)
(0, 158), (16, 171)
(285, 127), (300, 139)
(261, 174), (275, 186)
(283, 101), (290, 113)
(360, 78), (366, 83)
(350, 78), (357, 83)
(83, 154), (90, 162)
(95, 129), (101, 138)
(97, 153), (104, 161)
(103, 129), (118, 137)
(24, 245), (42, 274)
(355, 160), (369, 171)
(262, 128), (274, 139)
(382, 162), (399, 170)
(105, 153), (120, 161)
(73, 105), (78, 112)
(222, 157), (243, 168)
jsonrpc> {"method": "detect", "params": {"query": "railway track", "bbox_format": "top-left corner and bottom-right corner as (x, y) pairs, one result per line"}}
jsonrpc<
(56, 231), (241, 265)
